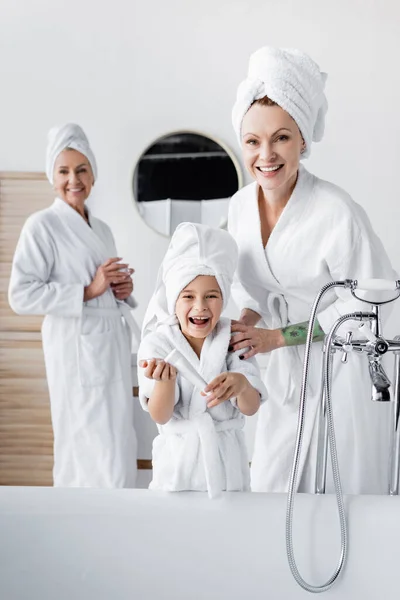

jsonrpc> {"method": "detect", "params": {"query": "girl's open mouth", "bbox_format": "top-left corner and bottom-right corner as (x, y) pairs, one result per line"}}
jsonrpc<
(189, 317), (210, 327)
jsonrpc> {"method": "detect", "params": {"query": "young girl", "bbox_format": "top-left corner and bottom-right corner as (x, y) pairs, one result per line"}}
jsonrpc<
(138, 222), (267, 498)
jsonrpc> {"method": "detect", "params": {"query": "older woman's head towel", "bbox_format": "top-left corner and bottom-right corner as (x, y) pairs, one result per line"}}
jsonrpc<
(46, 123), (98, 184)
(142, 222), (238, 336)
(232, 46), (328, 158)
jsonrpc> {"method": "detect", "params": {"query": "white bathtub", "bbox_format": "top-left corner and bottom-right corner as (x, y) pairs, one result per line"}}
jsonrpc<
(0, 487), (399, 599)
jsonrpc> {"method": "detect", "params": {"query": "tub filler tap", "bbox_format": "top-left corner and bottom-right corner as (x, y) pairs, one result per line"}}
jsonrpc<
(286, 278), (400, 594)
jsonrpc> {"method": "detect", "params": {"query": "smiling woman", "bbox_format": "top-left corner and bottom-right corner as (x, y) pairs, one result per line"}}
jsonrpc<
(8, 123), (138, 489)
(241, 93), (305, 187)
(241, 101), (306, 245)
(52, 150), (94, 223)
(228, 46), (396, 495)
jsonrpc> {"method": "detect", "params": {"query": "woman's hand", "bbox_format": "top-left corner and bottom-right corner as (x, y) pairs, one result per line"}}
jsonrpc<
(229, 323), (285, 359)
(236, 308), (261, 327)
(139, 359), (177, 382)
(203, 372), (250, 408)
(84, 257), (133, 301)
(111, 270), (134, 301)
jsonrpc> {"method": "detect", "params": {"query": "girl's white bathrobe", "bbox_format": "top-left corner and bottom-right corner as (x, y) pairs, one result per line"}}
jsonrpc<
(138, 317), (267, 497)
(228, 165), (397, 494)
(8, 197), (138, 488)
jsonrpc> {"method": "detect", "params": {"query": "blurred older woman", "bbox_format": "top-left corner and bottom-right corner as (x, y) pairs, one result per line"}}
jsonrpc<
(9, 123), (138, 487)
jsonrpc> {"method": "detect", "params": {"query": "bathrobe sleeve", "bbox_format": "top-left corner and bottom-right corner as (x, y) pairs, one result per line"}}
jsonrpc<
(137, 332), (180, 411)
(8, 214), (84, 317)
(317, 199), (397, 333)
(227, 351), (268, 408)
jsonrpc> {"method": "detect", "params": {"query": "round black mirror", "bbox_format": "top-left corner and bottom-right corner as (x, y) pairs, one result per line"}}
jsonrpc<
(133, 131), (243, 237)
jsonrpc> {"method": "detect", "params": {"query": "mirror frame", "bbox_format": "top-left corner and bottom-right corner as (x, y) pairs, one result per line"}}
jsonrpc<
(131, 129), (244, 239)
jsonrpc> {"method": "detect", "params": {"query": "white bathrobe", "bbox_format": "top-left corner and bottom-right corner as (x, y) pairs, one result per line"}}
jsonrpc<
(8, 197), (138, 488)
(228, 165), (396, 494)
(138, 317), (267, 497)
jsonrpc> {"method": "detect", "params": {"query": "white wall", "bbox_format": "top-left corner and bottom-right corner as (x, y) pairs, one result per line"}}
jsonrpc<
(2, 1), (400, 460)
(1, 0), (400, 323)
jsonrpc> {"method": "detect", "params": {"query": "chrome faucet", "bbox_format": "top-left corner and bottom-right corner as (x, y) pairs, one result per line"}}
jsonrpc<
(368, 357), (391, 402)
(287, 279), (400, 594)
(314, 280), (400, 495)
(335, 323), (392, 402)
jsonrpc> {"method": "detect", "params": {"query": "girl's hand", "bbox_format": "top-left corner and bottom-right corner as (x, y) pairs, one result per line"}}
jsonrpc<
(139, 359), (177, 382)
(229, 323), (285, 359)
(203, 372), (250, 408)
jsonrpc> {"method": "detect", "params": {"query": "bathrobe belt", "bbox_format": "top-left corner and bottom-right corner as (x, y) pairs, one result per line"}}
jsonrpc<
(264, 293), (313, 406)
(162, 413), (244, 499)
(82, 304), (141, 344)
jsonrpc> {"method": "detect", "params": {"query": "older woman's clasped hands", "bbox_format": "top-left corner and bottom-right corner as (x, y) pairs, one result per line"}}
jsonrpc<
(84, 257), (135, 302)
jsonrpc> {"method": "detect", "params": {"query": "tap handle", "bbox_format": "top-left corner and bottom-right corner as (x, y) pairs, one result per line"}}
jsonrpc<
(341, 331), (353, 363)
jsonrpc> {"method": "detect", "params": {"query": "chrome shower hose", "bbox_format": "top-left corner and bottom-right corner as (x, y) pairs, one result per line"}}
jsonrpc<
(286, 282), (351, 593)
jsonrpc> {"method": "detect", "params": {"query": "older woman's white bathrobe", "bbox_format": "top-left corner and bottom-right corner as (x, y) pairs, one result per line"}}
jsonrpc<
(9, 197), (138, 488)
(229, 165), (396, 494)
(138, 317), (267, 497)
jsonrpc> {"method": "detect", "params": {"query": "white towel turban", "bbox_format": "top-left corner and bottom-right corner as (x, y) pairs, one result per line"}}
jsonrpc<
(46, 123), (98, 184)
(142, 222), (238, 336)
(232, 46), (328, 158)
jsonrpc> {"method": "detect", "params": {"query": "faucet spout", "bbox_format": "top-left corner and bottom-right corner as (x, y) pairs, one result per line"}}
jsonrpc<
(369, 359), (391, 402)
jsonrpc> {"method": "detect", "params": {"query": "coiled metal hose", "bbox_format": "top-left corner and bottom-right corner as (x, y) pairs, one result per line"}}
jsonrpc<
(286, 281), (351, 593)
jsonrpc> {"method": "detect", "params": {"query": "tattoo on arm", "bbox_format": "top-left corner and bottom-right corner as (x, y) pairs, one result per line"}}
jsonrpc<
(281, 319), (325, 347)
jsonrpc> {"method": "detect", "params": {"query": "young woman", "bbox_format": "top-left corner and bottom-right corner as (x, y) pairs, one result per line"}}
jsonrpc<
(228, 47), (396, 494)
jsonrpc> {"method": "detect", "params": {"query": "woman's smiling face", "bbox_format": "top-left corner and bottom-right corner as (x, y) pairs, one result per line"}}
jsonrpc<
(53, 149), (94, 205)
(241, 102), (304, 195)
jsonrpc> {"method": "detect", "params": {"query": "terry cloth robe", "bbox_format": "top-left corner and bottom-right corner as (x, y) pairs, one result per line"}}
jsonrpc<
(228, 165), (397, 494)
(137, 317), (267, 497)
(8, 197), (138, 488)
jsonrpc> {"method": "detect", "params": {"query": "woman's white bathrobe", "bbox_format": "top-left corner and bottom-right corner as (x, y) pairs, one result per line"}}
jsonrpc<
(8, 197), (138, 488)
(228, 165), (396, 494)
(138, 317), (267, 496)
